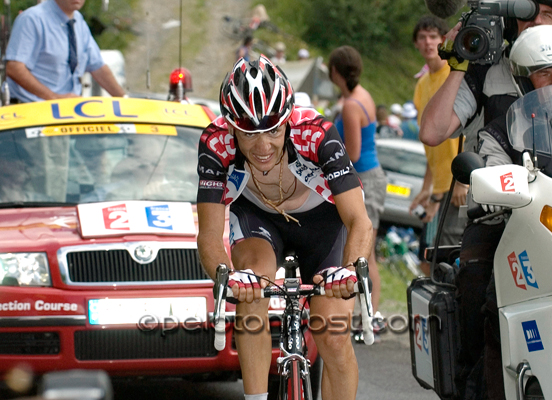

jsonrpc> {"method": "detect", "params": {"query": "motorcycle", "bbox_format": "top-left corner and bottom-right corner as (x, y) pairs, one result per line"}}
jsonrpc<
(408, 85), (552, 399)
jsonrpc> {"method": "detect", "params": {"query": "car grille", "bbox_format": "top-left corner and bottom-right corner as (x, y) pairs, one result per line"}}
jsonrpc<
(74, 328), (217, 360)
(66, 248), (208, 283)
(0, 332), (60, 355)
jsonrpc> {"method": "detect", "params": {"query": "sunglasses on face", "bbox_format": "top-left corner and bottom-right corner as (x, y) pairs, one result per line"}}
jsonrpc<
(230, 113), (283, 133)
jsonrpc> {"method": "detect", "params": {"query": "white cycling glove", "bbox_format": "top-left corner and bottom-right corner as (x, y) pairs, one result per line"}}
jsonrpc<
(481, 204), (503, 213)
(228, 269), (261, 290)
(319, 267), (357, 290)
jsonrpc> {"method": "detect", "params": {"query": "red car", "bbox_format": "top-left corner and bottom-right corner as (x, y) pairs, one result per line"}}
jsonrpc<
(0, 97), (318, 392)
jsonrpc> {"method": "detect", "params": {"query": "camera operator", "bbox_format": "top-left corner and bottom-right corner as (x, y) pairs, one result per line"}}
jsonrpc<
(419, 1), (552, 399)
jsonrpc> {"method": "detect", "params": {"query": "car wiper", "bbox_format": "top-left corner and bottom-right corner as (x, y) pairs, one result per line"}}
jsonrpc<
(0, 202), (77, 209)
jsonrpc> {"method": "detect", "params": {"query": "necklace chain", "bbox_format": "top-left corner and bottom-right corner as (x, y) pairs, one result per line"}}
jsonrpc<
(246, 151), (300, 225)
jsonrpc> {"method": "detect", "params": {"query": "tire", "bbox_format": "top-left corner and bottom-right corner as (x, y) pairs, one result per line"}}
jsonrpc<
(267, 376), (280, 400)
(290, 359), (303, 400)
(309, 356), (323, 400)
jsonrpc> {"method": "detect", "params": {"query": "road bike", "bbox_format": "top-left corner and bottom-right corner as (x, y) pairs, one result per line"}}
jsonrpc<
(212, 253), (374, 400)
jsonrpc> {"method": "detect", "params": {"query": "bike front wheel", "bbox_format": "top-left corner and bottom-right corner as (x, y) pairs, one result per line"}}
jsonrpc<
(276, 359), (313, 400)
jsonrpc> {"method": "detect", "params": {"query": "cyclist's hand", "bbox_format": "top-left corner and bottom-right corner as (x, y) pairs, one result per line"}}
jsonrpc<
(313, 267), (357, 299)
(228, 269), (262, 303)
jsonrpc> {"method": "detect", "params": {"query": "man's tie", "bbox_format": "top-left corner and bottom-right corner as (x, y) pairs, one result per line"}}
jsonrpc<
(67, 19), (77, 74)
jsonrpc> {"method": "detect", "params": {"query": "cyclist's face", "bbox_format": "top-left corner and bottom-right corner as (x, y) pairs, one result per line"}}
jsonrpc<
(518, 4), (552, 33)
(530, 67), (552, 89)
(233, 124), (286, 173)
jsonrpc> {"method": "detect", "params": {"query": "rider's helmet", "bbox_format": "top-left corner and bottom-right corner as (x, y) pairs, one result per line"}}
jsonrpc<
(510, 25), (552, 96)
(220, 55), (294, 133)
(169, 68), (193, 101)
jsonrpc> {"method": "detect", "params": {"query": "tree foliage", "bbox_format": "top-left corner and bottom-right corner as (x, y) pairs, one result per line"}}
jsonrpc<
(302, 0), (431, 58)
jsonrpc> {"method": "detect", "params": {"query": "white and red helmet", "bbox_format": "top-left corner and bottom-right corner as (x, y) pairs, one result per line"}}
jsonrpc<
(220, 55), (294, 133)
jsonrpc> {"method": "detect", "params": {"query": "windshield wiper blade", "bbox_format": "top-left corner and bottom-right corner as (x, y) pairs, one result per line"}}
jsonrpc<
(0, 202), (77, 209)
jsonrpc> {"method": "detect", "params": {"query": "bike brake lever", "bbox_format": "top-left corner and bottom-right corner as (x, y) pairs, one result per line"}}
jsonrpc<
(473, 208), (511, 224)
(355, 257), (375, 345)
(213, 264), (229, 323)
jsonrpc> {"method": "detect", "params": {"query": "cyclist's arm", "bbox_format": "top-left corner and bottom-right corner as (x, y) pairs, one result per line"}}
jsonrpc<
(419, 71), (464, 146)
(334, 186), (372, 267)
(197, 202), (231, 280)
(314, 186), (371, 298)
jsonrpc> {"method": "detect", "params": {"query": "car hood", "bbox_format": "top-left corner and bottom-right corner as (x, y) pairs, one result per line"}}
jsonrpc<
(0, 203), (201, 247)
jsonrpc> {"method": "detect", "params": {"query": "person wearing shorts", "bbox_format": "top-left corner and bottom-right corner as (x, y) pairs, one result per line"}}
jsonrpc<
(328, 45), (386, 318)
(196, 56), (372, 400)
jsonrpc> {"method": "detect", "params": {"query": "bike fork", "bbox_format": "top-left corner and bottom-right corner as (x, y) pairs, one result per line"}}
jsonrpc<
(278, 352), (312, 400)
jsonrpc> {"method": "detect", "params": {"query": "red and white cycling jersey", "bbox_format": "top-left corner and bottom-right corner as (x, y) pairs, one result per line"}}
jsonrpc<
(197, 107), (360, 206)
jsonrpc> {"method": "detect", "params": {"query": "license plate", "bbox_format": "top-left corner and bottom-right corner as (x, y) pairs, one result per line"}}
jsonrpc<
(88, 297), (206, 325)
(387, 184), (411, 197)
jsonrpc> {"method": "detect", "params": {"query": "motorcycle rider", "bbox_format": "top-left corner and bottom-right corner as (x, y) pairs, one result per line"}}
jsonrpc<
(462, 25), (552, 400)
(478, 25), (552, 167)
(418, 4), (552, 399)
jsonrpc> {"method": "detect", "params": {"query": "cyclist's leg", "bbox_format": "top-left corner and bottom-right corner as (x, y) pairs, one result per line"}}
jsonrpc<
(310, 296), (358, 400)
(296, 218), (357, 400)
(229, 198), (284, 396)
(232, 238), (276, 395)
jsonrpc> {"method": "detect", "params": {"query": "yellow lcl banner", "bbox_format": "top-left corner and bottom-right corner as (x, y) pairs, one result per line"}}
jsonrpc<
(0, 97), (212, 130)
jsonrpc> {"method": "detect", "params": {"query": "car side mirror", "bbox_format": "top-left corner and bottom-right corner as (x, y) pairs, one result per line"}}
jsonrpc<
(451, 152), (485, 185)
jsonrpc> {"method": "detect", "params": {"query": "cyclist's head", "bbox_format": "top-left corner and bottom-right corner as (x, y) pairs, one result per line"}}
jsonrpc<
(510, 25), (552, 95)
(220, 55), (295, 134)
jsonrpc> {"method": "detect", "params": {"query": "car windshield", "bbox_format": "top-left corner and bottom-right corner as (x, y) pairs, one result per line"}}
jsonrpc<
(377, 144), (426, 178)
(507, 85), (552, 156)
(0, 125), (201, 206)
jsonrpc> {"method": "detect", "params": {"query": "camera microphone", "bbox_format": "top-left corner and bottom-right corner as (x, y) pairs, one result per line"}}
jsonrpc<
(478, 0), (539, 20)
(424, 0), (467, 18)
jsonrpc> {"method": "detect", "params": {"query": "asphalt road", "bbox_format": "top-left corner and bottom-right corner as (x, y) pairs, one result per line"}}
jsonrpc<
(112, 330), (439, 400)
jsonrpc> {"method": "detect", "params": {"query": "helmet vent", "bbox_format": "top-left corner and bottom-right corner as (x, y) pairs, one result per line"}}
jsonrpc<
(253, 87), (263, 121)
(267, 64), (276, 81)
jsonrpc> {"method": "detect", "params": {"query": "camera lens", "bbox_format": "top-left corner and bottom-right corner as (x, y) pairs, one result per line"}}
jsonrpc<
(454, 26), (490, 61)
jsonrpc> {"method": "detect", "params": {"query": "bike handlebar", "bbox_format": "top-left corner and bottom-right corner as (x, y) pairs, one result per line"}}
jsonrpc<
(212, 258), (374, 351)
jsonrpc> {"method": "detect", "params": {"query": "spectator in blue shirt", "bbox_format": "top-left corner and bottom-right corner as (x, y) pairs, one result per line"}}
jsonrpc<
(5, 0), (125, 103)
(400, 102), (420, 141)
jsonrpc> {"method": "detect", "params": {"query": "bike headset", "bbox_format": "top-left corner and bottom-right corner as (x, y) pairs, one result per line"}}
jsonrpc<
(219, 55), (295, 142)
(509, 25), (552, 96)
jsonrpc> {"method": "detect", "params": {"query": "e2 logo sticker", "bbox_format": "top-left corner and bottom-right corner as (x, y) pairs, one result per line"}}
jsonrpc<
(500, 172), (515, 192)
(102, 204), (130, 230)
(507, 250), (539, 290)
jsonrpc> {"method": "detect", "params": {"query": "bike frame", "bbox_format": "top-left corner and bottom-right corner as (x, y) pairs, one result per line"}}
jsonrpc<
(213, 255), (374, 400)
(275, 254), (315, 400)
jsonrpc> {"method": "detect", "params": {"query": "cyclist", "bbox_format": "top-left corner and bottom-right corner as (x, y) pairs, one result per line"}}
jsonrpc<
(196, 55), (372, 400)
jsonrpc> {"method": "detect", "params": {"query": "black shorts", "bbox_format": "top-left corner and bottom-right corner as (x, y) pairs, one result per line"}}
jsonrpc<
(229, 195), (347, 283)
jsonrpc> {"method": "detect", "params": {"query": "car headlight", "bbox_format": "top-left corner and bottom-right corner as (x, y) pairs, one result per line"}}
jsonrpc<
(0, 253), (51, 286)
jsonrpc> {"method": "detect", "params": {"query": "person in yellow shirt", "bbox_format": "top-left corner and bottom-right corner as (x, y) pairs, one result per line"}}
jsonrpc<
(408, 15), (467, 275)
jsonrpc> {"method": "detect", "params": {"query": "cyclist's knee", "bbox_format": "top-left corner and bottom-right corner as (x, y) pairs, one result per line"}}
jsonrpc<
(314, 328), (354, 360)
